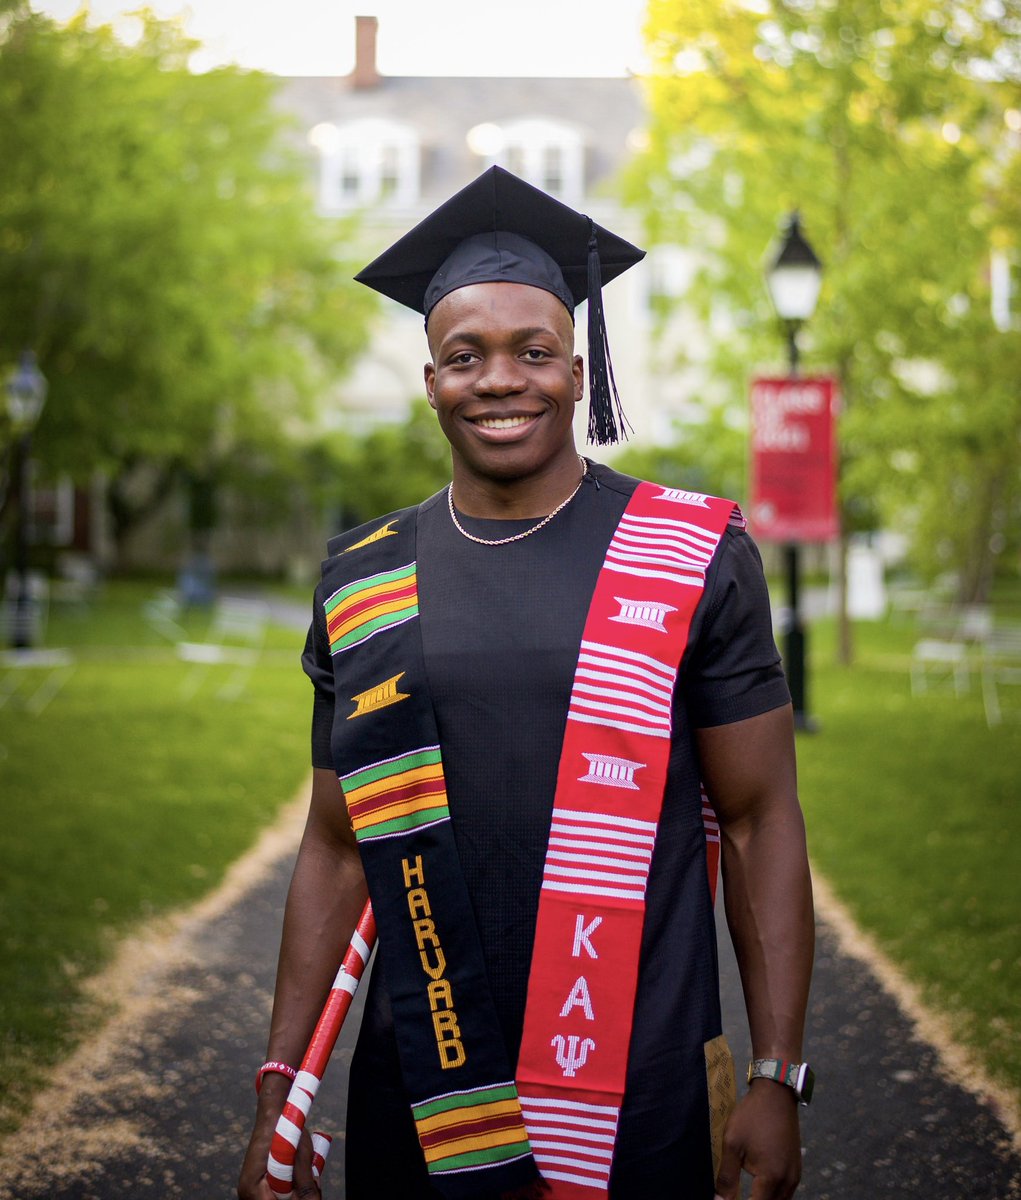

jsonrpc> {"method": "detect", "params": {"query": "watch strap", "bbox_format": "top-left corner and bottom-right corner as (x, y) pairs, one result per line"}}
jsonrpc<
(746, 1058), (814, 1104)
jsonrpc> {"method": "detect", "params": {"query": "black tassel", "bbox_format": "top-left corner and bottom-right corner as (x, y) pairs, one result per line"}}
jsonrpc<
(585, 222), (631, 446)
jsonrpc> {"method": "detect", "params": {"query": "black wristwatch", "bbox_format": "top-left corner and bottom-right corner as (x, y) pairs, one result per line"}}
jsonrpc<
(746, 1058), (815, 1105)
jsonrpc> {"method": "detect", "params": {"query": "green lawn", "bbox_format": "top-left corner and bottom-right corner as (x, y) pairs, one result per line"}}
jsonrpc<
(0, 582), (313, 1131)
(795, 608), (1021, 1099)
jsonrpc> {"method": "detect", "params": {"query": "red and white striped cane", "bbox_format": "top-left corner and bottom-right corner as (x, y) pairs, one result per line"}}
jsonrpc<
(266, 900), (377, 1196)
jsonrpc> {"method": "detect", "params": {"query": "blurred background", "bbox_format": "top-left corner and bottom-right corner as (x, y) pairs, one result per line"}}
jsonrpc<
(0, 0), (1018, 1182)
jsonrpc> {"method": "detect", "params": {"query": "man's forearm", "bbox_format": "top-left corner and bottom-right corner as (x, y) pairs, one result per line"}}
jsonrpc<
(264, 831), (368, 1069)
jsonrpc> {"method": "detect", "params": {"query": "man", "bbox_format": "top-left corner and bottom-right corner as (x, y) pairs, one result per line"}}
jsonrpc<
(238, 167), (814, 1200)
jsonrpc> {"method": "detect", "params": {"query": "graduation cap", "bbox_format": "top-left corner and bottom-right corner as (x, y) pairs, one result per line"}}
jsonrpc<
(355, 166), (645, 446)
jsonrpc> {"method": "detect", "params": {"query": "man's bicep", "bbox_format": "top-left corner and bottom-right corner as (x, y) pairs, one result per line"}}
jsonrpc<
(696, 703), (798, 832)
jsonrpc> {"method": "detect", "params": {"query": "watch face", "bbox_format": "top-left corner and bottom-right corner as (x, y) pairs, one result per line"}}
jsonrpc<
(796, 1063), (815, 1105)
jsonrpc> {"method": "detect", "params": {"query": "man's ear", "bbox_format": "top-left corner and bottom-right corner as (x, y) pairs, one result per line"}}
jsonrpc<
(424, 362), (437, 410)
(573, 354), (584, 405)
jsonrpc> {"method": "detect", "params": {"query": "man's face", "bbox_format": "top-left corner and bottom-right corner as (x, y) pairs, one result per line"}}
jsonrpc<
(424, 282), (584, 486)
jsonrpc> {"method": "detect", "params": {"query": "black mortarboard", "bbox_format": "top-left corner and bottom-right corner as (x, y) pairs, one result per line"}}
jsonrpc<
(355, 166), (646, 445)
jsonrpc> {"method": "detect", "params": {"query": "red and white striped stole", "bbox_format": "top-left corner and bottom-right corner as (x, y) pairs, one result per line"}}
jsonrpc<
(515, 482), (740, 1198)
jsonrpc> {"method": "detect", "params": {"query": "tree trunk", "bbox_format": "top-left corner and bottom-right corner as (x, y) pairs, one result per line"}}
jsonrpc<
(106, 459), (182, 564)
(956, 463), (1008, 607)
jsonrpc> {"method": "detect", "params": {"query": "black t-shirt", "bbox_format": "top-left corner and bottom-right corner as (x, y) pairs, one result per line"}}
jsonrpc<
(301, 462), (789, 1198)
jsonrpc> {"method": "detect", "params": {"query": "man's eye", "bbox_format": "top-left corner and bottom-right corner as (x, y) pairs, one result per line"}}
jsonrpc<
(523, 348), (549, 360)
(451, 352), (476, 365)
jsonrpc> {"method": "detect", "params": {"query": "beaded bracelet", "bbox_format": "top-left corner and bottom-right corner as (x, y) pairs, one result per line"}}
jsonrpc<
(255, 1060), (298, 1094)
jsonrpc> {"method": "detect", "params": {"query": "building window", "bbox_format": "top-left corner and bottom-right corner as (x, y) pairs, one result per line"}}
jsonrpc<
(506, 143), (526, 179)
(542, 144), (564, 195)
(467, 118), (584, 204)
(309, 118), (420, 213)
(380, 144), (401, 199)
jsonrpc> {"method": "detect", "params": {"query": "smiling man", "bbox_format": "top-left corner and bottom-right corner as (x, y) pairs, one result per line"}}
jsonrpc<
(238, 167), (814, 1200)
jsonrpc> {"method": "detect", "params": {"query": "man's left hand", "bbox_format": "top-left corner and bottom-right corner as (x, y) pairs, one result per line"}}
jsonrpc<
(714, 1081), (802, 1200)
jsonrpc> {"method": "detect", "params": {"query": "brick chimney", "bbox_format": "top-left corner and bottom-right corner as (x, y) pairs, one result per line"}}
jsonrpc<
(350, 15), (380, 88)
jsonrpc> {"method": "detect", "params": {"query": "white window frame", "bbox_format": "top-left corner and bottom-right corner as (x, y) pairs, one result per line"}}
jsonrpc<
(312, 117), (420, 213)
(470, 117), (585, 205)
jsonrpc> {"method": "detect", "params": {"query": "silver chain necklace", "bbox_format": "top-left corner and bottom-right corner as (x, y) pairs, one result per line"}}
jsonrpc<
(447, 457), (588, 547)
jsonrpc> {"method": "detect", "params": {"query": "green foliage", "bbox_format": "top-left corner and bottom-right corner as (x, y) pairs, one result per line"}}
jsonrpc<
(613, 403), (748, 502)
(629, 0), (1021, 600)
(0, 8), (374, 542)
(318, 399), (454, 529)
(0, 583), (311, 1131)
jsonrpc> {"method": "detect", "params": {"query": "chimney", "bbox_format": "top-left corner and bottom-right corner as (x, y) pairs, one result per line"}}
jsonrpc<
(351, 15), (380, 88)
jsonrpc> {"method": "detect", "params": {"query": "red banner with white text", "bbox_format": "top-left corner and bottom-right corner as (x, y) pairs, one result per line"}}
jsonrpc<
(749, 375), (839, 542)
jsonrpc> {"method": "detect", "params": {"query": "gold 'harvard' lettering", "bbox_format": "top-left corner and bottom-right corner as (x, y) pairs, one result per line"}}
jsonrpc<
(401, 855), (466, 1070)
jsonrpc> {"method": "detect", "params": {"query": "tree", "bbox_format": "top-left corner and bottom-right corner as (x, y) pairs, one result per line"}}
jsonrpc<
(628, 0), (1021, 654)
(613, 404), (747, 503)
(317, 400), (454, 532)
(0, 4), (375, 556)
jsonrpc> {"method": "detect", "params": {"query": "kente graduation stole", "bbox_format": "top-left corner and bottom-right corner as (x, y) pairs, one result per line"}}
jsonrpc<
(321, 483), (739, 1199)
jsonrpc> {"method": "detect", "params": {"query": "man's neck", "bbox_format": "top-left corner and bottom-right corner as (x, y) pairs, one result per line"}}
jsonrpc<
(450, 450), (586, 520)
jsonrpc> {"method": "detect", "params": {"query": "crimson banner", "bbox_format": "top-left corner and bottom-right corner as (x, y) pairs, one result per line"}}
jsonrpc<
(749, 375), (839, 542)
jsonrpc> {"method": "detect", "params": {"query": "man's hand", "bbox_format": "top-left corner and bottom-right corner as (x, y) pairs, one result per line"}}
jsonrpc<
(714, 1082), (802, 1200)
(237, 1076), (323, 1200)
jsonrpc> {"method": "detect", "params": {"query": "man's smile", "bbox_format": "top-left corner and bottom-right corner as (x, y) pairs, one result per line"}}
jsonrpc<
(469, 414), (541, 430)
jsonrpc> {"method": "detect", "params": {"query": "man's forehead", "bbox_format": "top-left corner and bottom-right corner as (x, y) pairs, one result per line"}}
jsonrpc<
(428, 283), (574, 342)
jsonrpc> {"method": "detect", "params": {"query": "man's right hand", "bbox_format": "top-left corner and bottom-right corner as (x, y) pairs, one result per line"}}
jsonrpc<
(237, 1075), (323, 1200)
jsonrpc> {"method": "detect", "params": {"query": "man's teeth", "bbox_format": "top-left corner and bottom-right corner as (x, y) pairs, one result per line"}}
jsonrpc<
(474, 416), (534, 429)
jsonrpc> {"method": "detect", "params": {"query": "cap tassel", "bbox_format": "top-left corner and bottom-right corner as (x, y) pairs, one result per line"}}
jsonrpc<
(586, 223), (631, 446)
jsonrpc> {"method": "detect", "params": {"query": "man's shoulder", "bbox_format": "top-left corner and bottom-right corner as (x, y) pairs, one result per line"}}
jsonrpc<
(587, 460), (642, 499)
(324, 499), (432, 559)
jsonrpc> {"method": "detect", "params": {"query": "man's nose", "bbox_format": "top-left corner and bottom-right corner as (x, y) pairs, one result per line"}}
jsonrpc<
(474, 354), (526, 396)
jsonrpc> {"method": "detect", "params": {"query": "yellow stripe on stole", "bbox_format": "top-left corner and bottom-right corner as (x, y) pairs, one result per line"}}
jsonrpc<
(421, 1124), (529, 1164)
(329, 593), (417, 641)
(344, 762), (445, 805)
(350, 789), (448, 832)
(331, 572), (411, 610)
(415, 1098), (523, 1135)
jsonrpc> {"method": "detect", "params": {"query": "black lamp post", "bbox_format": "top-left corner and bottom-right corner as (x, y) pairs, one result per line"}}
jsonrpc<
(5, 350), (49, 648)
(765, 213), (823, 731)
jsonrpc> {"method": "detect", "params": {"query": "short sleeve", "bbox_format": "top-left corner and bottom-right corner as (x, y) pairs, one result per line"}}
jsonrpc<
(301, 583), (336, 769)
(683, 528), (790, 728)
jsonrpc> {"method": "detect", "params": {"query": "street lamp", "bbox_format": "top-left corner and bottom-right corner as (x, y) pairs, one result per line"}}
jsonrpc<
(765, 213), (823, 731)
(5, 350), (49, 648)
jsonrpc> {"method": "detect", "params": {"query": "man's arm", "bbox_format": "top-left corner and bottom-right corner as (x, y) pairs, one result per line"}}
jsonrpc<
(696, 703), (814, 1200)
(237, 767), (368, 1200)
